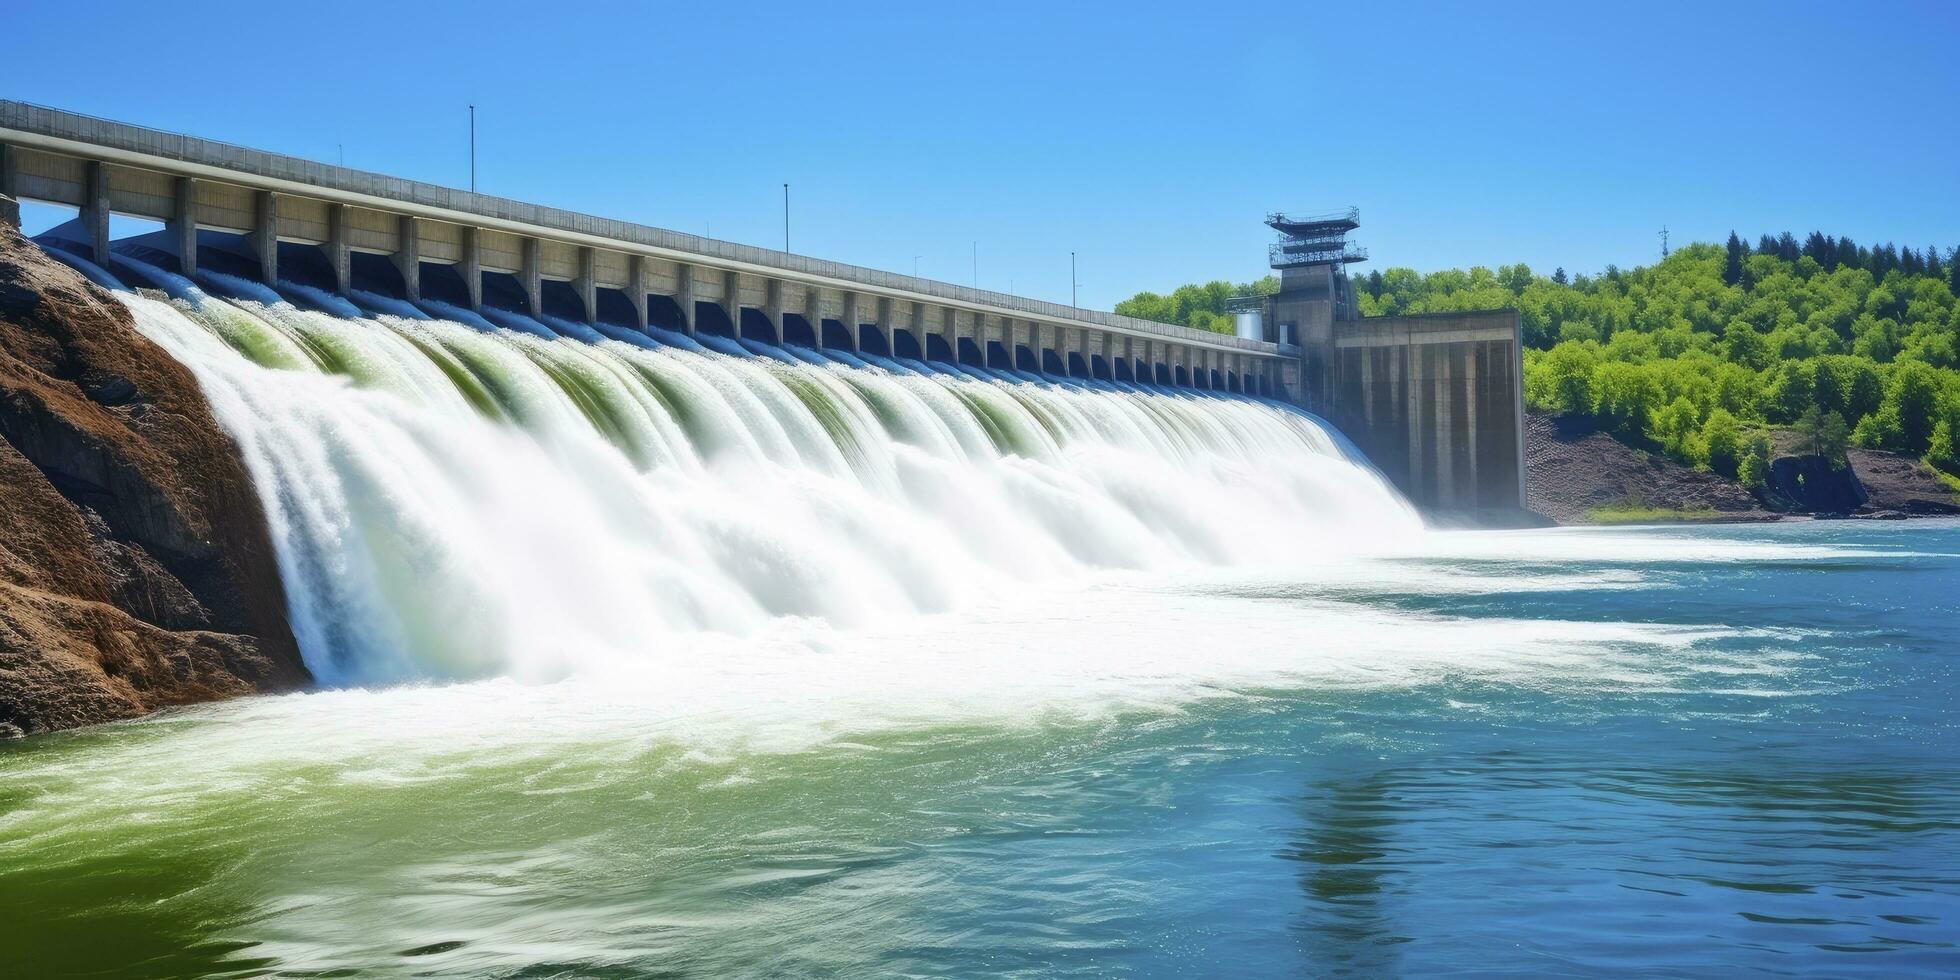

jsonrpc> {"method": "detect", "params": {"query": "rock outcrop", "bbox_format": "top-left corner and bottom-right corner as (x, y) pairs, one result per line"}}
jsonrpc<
(1524, 413), (1777, 524)
(1767, 455), (1867, 514)
(0, 227), (307, 737)
(1843, 449), (1960, 517)
(1525, 412), (1960, 524)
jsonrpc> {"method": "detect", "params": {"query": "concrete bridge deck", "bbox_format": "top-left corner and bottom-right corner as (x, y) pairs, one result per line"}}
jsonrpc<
(0, 100), (1294, 397)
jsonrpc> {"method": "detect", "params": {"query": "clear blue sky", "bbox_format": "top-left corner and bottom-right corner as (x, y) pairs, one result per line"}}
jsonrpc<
(7, 0), (1957, 310)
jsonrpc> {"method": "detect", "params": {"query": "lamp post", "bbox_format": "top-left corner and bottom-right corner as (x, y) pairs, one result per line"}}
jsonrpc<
(468, 105), (475, 192)
(783, 183), (790, 251)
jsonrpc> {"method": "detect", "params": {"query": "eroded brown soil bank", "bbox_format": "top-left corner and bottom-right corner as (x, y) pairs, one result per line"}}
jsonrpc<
(0, 228), (306, 738)
(1526, 412), (1960, 525)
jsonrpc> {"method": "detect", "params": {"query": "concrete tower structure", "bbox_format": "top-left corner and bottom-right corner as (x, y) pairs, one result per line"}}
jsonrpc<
(1252, 209), (1529, 518)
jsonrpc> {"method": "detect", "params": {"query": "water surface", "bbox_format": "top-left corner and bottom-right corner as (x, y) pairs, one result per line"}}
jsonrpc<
(4, 520), (1955, 977)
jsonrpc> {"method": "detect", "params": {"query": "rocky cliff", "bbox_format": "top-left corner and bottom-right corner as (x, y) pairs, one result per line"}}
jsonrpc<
(1526, 411), (1960, 524)
(0, 228), (307, 737)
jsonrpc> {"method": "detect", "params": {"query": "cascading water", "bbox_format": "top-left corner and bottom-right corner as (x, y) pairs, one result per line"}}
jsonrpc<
(89, 252), (1419, 687)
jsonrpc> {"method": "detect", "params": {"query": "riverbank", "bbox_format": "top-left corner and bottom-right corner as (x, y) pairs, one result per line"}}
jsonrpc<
(0, 229), (307, 738)
(1525, 411), (1960, 525)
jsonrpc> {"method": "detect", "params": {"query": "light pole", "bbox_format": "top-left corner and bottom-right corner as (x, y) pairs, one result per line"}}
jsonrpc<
(972, 241), (977, 288)
(783, 183), (790, 251)
(468, 105), (475, 192)
(913, 255), (922, 277)
(1071, 251), (1078, 307)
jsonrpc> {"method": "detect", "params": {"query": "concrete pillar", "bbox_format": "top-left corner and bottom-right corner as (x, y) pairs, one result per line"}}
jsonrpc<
(1404, 344), (1423, 504)
(675, 262), (696, 335)
(0, 142), (17, 230)
(842, 292), (860, 347)
(626, 254), (649, 331)
(764, 277), (784, 339)
(326, 203), (351, 294)
(1435, 344), (1454, 509)
(1510, 336), (1527, 509)
(461, 226), (482, 311)
(393, 215), (420, 301)
(84, 161), (111, 266)
(521, 237), (542, 316)
(575, 246), (598, 325)
(1463, 342), (1480, 507)
(805, 285), (824, 342)
(723, 270), (742, 337)
(252, 189), (278, 285)
(170, 176), (198, 277)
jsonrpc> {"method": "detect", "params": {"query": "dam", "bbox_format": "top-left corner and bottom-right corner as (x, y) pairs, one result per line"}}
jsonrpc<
(0, 100), (1524, 517)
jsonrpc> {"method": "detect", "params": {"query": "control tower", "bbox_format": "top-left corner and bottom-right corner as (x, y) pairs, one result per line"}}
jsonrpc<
(1238, 207), (1530, 520)
(1263, 208), (1365, 412)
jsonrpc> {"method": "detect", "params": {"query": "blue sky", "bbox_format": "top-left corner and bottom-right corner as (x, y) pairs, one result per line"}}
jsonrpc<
(7, 1), (1957, 310)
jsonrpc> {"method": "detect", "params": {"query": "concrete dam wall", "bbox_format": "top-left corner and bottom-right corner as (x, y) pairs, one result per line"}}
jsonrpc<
(1, 100), (1526, 519)
(1326, 310), (1527, 516)
(0, 101), (1287, 400)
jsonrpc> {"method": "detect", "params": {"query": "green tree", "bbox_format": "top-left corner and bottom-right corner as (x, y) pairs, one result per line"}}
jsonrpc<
(1723, 232), (1745, 286)
(1794, 405), (1850, 465)
(1722, 319), (1770, 370)
(1592, 362), (1665, 442)
(1649, 396), (1705, 463)
(1889, 361), (1943, 454)
(1927, 419), (1957, 472)
(1738, 433), (1774, 490)
(1767, 361), (1817, 422)
(1853, 406), (1904, 451)
(1701, 409), (1743, 476)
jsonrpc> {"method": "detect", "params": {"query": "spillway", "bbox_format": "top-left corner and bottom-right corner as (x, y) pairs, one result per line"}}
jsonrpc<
(77, 250), (1418, 686)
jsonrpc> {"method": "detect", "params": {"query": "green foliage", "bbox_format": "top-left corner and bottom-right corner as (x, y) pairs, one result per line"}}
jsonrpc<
(1928, 419), (1957, 472)
(1794, 406), (1850, 466)
(1701, 409), (1743, 477)
(1356, 234), (1959, 474)
(1587, 503), (1725, 524)
(1114, 276), (1276, 334)
(1889, 361), (1944, 455)
(1650, 396), (1705, 464)
(1738, 433), (1774, 490)
(1722, 319), (1770, 370)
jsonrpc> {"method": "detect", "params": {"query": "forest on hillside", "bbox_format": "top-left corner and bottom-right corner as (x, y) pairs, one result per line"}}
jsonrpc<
(1120, 234), (1960, 488)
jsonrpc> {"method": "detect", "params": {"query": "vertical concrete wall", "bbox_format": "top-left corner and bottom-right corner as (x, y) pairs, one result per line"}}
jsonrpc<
(0, 141), (19, 229)
(1326, 310), (1527, 515)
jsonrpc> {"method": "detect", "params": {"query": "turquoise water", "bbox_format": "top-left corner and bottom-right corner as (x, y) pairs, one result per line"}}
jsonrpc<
(4, 519), (1956, 977)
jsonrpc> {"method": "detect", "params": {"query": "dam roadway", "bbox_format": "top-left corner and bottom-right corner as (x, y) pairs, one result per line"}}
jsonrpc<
(0, 100), (1293, 398)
